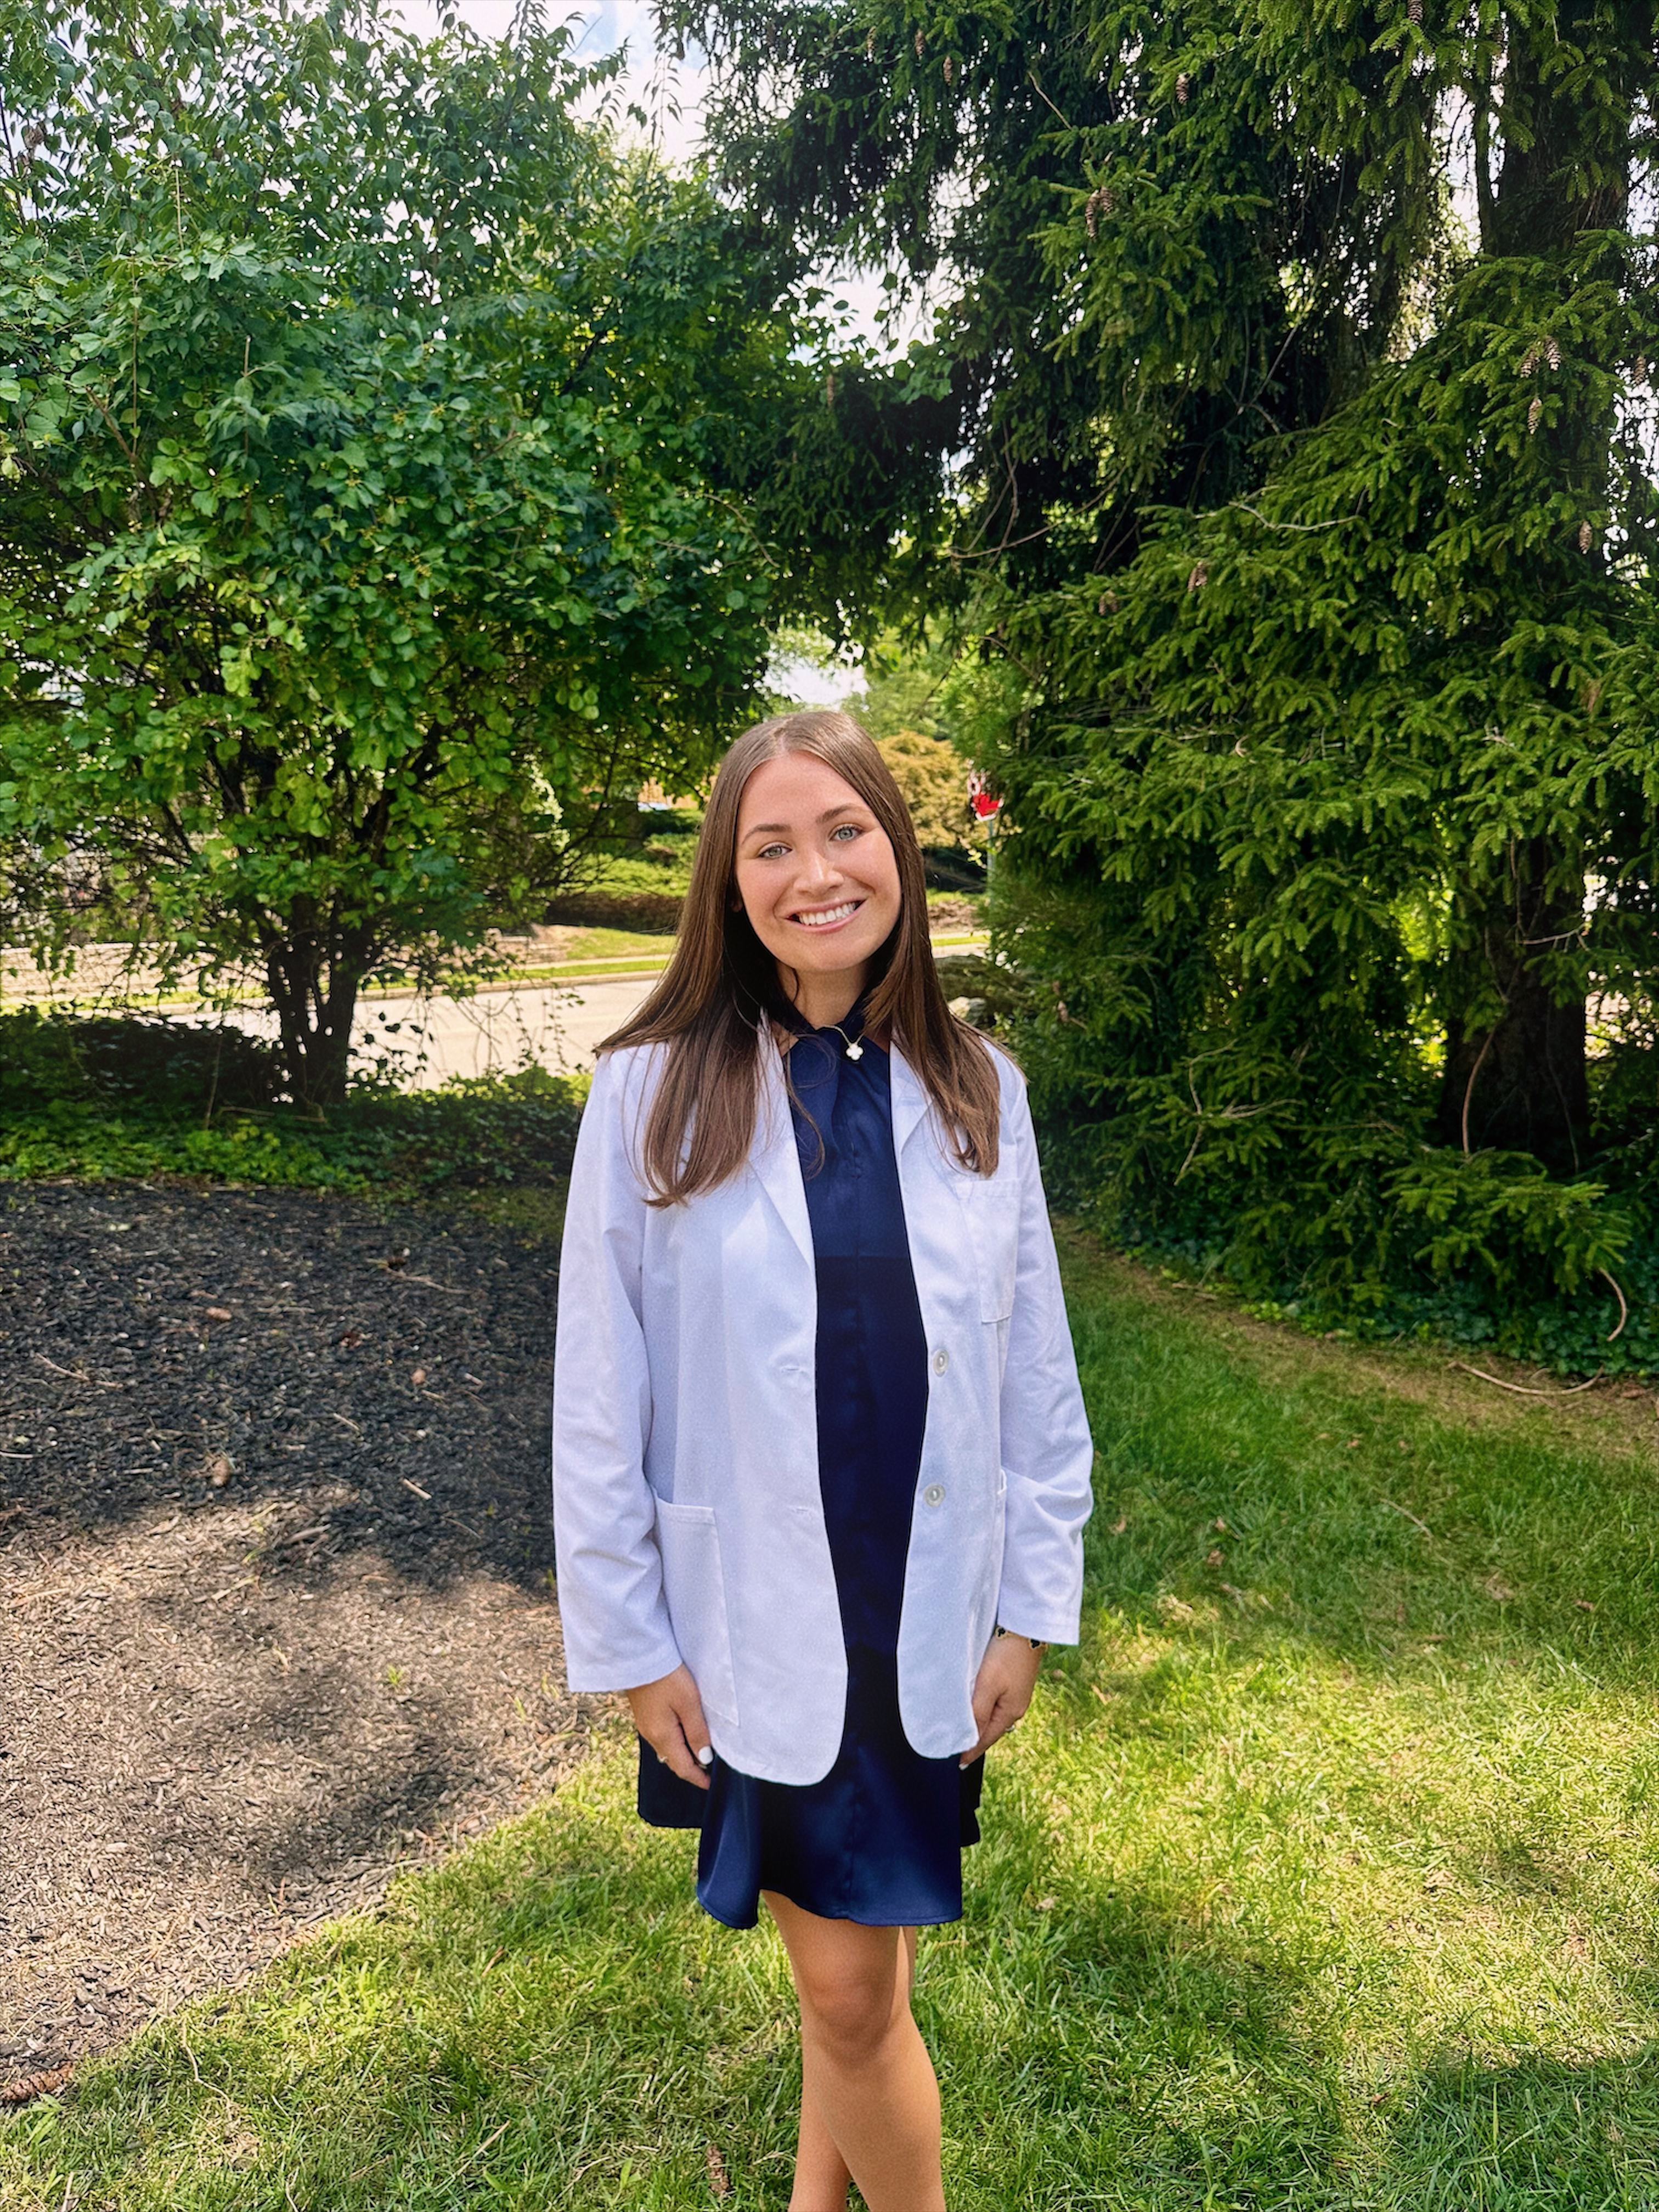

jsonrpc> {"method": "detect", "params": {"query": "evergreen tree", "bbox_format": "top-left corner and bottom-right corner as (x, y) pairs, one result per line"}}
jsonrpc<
(670, 0), (1659, 1330)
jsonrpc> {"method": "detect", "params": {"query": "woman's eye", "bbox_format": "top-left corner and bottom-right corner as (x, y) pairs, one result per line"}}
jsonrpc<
(757, 842), (789, 861)
(830, 822), (861, 843)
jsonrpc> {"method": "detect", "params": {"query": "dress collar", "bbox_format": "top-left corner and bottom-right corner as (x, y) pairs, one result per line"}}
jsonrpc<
(773, 991), (870, 1053)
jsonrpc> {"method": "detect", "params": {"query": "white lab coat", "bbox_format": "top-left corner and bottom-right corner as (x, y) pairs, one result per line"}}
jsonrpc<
(551, 1029), (1094, 1786)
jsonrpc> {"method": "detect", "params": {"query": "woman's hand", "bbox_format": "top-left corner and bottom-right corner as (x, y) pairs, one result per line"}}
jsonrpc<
(960, 1634), (1044, 1768)
(626, 1663), (714, 1789)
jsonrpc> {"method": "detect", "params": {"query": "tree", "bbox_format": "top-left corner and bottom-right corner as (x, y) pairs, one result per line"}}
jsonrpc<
(877, 727), (982, 854)
(0, 0), (919, 1106)
(662, 0), (1436, 584)
(669, 0), (1659, 1323)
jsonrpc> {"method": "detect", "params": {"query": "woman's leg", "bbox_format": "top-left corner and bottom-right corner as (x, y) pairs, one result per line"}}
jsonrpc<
(765, 1894), (943, 2212)
(791, 2077), (852, 2212)
(792, 1933), (917, 2210)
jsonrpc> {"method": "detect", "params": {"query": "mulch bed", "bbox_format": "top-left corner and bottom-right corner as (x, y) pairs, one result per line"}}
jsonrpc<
(0, 1180), (605, 2096)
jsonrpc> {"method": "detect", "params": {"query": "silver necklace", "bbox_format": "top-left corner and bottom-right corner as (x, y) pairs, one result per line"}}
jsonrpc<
(827, 1024), (864, 1062)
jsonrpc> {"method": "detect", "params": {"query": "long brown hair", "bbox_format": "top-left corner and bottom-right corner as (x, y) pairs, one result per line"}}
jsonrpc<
(601, 709), (1003, 1203)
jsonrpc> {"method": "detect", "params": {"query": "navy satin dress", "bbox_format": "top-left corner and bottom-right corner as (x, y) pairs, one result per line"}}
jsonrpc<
(637, 1001), (984, 1928)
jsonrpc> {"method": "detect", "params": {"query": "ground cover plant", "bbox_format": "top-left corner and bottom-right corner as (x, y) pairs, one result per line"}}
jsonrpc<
(0, 1008), (584, 1194)
(7, 1232), (1658, 2209)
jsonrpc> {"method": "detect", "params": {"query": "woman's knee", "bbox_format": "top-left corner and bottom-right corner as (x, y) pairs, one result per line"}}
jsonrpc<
(796, 1954), (904, 2066)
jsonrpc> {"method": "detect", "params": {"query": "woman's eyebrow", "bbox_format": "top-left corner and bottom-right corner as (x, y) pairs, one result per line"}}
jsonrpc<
(742, 806), (865, 838)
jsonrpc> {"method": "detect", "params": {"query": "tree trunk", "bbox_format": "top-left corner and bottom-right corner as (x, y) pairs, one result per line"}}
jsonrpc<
(1435, 842), (1589, 1170)
(266, 929), (366, 1112)
(1430, 6), (1631, 1166)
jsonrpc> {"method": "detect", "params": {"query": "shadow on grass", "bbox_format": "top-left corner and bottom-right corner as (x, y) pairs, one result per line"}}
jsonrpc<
(1374, 2049), (1659, 2208)
(18, 1762), (1657, 2210)
(945, 1776), (1353, 2206)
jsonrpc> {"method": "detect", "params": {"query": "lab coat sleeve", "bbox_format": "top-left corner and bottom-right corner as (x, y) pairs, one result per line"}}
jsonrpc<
(993, 1066), (1095, 1645)
(551, 1049), (683, 1692)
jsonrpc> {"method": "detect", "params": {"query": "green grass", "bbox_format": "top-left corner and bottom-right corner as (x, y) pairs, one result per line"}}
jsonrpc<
(528, 927), (680, 972)
(8, 1237), (1659, 2209)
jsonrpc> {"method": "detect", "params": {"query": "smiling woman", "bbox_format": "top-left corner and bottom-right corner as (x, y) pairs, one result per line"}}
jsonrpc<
(732, 752), (904, 1026)
(601, 711), (1002, 1203)
(552, 709), (1094, 2209)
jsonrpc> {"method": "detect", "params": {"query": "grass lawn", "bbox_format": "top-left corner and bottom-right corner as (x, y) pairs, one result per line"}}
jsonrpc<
(8, 1233), (1659, 2209)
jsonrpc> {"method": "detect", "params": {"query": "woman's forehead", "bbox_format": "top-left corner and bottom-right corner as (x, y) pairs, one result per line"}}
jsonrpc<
(736, 752), (868, 834)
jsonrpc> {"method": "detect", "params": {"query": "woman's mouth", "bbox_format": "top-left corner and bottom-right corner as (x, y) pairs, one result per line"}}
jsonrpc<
(789, 899), (864, 932)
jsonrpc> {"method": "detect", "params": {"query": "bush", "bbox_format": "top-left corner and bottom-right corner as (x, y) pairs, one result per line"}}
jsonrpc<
(877, 729), (984, 854)
(0, 1006), (285, 1111)
(1387, 1149), (1630, 1299)
(543, 889), (684, 932)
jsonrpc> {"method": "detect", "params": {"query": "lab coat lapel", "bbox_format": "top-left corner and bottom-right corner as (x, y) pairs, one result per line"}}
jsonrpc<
(752, 1032), (814, 1267)
(889, 1040), (931, 1162)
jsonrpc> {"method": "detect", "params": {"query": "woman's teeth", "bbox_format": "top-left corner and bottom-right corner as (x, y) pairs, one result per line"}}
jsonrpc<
(793, 900), (860, 929)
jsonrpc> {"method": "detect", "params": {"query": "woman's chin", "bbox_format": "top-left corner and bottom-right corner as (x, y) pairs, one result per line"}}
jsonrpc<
(786, 949), (873, 986)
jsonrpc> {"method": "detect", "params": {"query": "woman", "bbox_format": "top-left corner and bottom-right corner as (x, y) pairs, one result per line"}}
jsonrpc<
(552, 710), (1092, 2211)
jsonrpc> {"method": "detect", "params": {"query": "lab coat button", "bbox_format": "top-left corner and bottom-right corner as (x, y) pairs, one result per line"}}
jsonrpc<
(923, 1483), (946, 1508)
(931, 1347), (950, 1375)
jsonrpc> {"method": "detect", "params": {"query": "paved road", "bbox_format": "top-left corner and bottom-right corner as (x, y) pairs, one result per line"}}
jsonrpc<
(234, 972), (661, 1088)
(228, 941), (984, 1089)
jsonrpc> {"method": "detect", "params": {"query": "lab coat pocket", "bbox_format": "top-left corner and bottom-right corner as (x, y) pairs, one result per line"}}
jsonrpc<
(956, 1173), (1019, 1324)
(654, 1498), (741, 1725)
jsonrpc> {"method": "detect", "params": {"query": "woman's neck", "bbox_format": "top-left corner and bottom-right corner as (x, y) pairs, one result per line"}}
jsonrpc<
(777, 961), (868, 1031)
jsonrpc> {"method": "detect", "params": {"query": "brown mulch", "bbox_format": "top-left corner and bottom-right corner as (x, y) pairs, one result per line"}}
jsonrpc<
(0, 1180), (602, 2096)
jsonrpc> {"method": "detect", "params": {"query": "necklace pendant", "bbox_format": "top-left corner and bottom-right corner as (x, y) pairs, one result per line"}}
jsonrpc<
(844, 1040), (864, 1060)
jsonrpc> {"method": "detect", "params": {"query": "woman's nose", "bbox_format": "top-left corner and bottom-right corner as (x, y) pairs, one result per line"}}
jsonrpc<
(793, 843), (842, 894)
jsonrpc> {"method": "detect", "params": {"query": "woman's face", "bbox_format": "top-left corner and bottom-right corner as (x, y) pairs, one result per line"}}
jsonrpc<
(732, 751), (904, 1010)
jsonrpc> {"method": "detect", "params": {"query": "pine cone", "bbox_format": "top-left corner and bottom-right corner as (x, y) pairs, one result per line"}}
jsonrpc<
(1, 2066), (71, 2107)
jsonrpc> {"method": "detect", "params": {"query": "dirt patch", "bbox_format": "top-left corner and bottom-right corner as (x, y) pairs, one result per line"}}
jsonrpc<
(0, 1181), (602, 2091)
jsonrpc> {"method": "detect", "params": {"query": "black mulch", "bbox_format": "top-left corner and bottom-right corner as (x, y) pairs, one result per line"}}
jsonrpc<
(0, 1179), (606, 2093)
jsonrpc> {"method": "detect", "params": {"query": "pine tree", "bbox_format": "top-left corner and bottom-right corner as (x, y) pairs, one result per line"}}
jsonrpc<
(673, 0), (1659, 1329)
